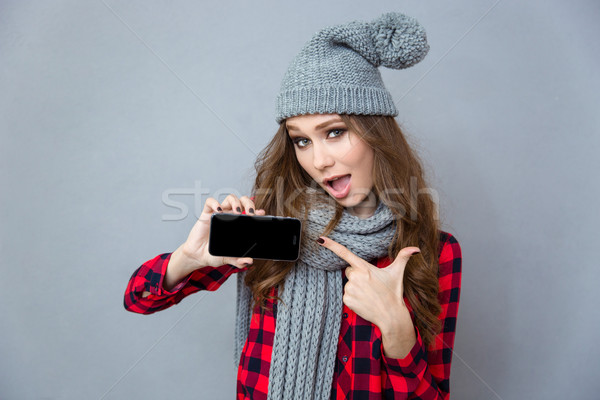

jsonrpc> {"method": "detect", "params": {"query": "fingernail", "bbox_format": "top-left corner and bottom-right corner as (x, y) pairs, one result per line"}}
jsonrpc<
(316, 237), (325, 244)
(236, 207), (241, 212)
(217, 207), (223, 212)
(243, 262), (251, 267)
(411, 250), (421, 255)
(249, 208), (255, 214)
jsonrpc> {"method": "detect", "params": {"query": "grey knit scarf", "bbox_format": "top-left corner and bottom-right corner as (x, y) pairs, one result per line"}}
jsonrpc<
(234, 198), (397, 399)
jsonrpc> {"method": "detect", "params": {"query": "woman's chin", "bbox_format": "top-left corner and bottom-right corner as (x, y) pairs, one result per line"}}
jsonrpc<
(335, 193), (378, 217)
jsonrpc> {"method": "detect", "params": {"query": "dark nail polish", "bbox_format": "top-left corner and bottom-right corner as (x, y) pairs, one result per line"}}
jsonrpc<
(249, 208), (255, 214)
(316, 237), (325, 244)
(236, 207), (241, 212)
(243, 262), (250, 267)
(217, 207), (223, 212)
(411, 250), (421, 255)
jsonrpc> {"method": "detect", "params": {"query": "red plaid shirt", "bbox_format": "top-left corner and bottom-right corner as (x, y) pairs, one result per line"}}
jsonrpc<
(124, 231), (461, 399)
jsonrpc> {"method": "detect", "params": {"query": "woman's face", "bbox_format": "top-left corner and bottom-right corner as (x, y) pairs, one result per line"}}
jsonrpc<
(285, 113), (377, 219)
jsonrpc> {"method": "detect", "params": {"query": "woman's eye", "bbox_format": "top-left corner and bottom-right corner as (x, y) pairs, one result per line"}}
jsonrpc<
(328, 129), (345, 138)
(294, 138), (310, 148)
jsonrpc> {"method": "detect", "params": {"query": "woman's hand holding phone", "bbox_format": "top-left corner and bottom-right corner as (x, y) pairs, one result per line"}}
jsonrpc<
(163, 194), (266, 291)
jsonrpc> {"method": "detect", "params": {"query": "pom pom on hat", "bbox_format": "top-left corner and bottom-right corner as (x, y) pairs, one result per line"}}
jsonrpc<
(275, 12), (429, 123)
(371, 12), (429, 69)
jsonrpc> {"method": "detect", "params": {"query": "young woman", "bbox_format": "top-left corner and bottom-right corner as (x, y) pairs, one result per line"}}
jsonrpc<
(125, 12), (462, 400)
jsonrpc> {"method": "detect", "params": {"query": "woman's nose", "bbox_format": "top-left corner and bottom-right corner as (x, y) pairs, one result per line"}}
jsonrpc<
(312, 143), (334, 170)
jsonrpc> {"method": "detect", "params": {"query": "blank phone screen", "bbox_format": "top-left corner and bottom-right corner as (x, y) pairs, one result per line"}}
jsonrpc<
(208, 213), (302, 261)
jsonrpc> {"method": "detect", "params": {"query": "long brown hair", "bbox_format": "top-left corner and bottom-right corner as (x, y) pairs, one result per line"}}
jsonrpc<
(247, 114), (442, 346)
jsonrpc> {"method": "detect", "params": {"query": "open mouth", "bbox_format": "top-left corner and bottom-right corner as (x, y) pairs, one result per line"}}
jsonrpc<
(325, 174), (351, 198)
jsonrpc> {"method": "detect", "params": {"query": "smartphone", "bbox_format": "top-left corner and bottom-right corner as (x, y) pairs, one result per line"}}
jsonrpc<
(208, 213), (302, 261)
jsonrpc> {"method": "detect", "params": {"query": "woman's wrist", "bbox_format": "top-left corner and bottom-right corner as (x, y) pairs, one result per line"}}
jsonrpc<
(164, 244), (201, 291)
(378, 304), (417, 359)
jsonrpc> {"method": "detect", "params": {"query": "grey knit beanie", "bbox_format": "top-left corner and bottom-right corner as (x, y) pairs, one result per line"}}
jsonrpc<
(275, 12), (429, 123)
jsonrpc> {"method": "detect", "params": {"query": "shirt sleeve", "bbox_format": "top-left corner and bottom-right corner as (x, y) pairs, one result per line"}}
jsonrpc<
(123, 252), (244, 314)
(380, 232), (462, 399)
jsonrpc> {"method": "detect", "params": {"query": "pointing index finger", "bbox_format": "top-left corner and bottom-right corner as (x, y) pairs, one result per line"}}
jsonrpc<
(317, 236), (365, 268)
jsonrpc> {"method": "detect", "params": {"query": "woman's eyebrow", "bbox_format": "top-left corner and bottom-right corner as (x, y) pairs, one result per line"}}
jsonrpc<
(286, 117), (344, 132)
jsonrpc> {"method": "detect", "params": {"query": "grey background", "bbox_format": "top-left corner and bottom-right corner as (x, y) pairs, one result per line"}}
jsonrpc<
(1, 1), (599, 399)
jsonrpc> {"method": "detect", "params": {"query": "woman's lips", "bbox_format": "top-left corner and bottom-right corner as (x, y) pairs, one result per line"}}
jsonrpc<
(326, 174), (351, 198)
